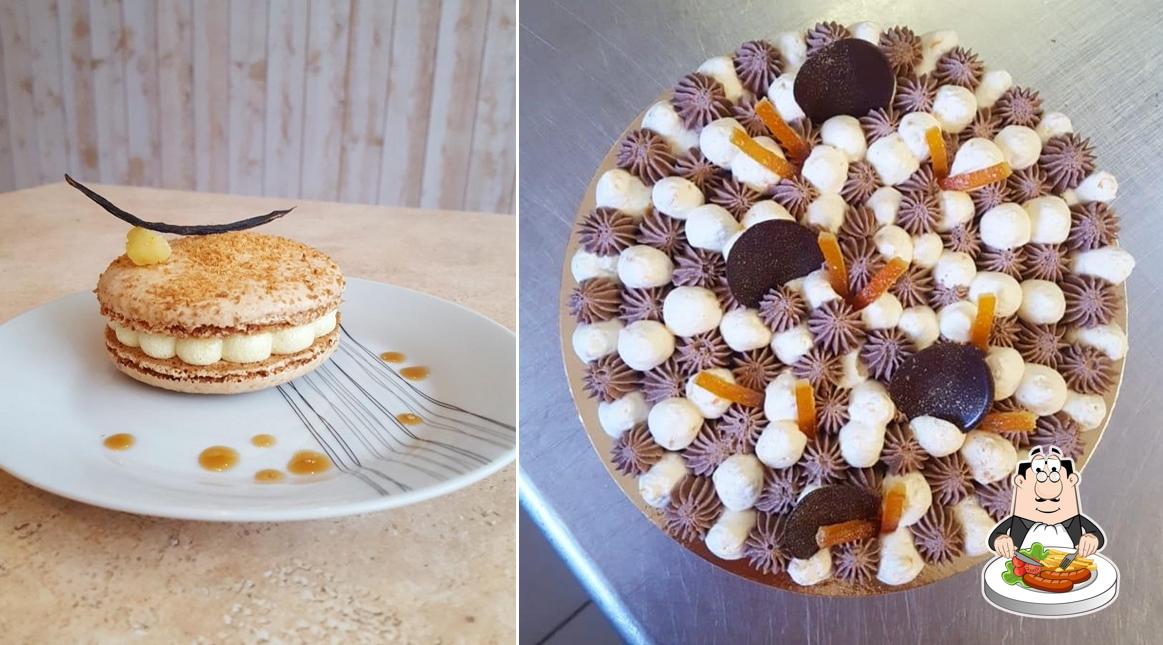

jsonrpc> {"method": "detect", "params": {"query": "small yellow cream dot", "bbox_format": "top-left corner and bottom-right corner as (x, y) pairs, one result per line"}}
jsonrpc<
(125, 227), (172, 266)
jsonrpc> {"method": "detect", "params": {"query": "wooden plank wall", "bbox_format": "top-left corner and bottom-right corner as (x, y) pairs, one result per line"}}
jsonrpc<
(0, 0), (516, 214)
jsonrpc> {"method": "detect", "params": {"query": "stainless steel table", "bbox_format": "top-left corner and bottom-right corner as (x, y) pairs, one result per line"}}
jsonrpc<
(519, 1), (1163, 642)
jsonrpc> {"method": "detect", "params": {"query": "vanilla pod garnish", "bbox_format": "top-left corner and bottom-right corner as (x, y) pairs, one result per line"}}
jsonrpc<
(65, 174), (294, 235)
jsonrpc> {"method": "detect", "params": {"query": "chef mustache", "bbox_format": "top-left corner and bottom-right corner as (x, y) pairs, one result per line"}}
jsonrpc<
(1034, 496), (1062, 503)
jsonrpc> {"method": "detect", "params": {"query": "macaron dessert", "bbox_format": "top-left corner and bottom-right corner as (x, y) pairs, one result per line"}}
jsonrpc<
(71, 176), (345, 395)
(565, 21), (1133, 592)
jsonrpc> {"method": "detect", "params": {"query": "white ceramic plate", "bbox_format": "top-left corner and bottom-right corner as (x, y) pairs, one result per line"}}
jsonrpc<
(0, 277), (515, 521)
(982, 553), (1119, 618)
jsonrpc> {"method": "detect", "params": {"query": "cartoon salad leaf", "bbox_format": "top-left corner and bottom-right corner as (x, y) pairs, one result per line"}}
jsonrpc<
(1001, 560), (1023, 585)
(1000, 542), (1046, 587)
(1024, 542), (1049, 561)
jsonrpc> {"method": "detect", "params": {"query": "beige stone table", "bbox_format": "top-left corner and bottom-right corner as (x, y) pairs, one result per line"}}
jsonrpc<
(0, 183), (515, 644)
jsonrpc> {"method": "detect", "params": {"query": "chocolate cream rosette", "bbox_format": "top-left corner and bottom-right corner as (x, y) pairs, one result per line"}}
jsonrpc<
(560, 20), (1132, 594)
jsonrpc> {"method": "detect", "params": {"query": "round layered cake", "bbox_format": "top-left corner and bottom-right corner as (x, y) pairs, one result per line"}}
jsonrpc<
(560, 20), (1132, 593)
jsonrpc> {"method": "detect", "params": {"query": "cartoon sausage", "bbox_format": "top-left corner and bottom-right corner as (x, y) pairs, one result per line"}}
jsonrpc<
(1039, 568), (1091, 583)
(1022, 573), (1073, 593)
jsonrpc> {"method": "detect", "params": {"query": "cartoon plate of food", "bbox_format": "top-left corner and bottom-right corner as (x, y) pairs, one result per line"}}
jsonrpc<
(982, 541), (1118, 617)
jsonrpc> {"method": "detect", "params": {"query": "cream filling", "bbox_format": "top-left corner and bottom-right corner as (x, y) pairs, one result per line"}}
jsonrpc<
(109, 310), (338, 366)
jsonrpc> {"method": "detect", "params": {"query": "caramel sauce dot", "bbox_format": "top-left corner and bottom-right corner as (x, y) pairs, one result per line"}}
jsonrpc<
(287, 450), (332, 475)
(251, 434), (277, 448)
(103, 433), (135, 450)
(396, 413), (422, 425)
(380, 351), (406, 363)
(400, 366), (429, 381)
(199, 446), (239, 472)
(255, 469), (285, 483)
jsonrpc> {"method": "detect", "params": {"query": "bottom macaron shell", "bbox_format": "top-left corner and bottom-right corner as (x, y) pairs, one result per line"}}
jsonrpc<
(104, 326), (340, 395)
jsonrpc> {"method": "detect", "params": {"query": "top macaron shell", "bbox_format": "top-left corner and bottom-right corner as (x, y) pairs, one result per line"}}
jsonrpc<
(97, 232), (344, 336)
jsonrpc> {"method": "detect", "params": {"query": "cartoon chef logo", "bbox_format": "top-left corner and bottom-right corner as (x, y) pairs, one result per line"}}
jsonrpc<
(981, 445), (1118, 618)
(989, 446), (1104, 559)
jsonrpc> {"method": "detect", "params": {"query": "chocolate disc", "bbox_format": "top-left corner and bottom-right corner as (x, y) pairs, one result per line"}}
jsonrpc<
(887, 342), (994, 431)
(793, 39), (895, 123)
(784, 485), (881, 559)
(725, 220), (823, 308)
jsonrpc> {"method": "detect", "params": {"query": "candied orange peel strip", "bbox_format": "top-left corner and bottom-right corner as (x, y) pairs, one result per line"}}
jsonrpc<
(970, 293), (997, 350)
(817, 231), (849, 298)
(939, 161), (1013, 191)
(881, 484), (906, 533)
(794, 379), (816, 439)
(729, 128), (797, 179)
(925, 127), (949, 179)
(979, 410), (1038, 433)
(755, 98), (809, 161)
(816, 519), (879, 549)
(694, 371), (764, 408)
(850, 257), (908, 310)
